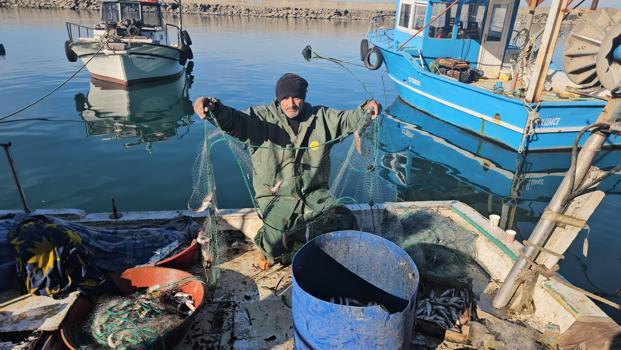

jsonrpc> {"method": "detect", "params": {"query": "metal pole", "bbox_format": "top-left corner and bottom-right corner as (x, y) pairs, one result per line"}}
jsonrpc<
(1, 142), (31, 213)
(591, 0), (599, 10)
(178, 0), (183, 45)
(524, 1), (538, 34)
(493, 98), (621, 309)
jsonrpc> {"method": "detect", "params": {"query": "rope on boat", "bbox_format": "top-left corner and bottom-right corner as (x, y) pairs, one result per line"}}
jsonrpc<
(0, 39), (109, 122)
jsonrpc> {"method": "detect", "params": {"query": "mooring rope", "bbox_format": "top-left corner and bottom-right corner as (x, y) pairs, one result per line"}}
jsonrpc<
(0, 39), (109, 122)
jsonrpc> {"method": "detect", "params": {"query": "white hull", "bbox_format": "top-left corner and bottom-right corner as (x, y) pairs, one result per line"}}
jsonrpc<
(71, 40), (184, 86)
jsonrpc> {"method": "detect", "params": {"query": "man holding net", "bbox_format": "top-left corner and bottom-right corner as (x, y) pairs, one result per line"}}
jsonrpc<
(194, 73), (381, 269)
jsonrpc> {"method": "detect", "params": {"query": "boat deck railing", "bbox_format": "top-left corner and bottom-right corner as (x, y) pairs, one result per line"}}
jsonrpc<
(368, 14), (395, 48)
(165, 23), (182, 47)
(66, 22), (94, 41)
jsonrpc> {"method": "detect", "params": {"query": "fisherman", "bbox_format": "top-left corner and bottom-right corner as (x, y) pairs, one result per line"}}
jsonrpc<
(194, 73), (381, 269)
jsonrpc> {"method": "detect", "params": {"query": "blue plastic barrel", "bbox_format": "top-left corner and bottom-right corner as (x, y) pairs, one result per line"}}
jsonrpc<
(292, 230), (419, 349)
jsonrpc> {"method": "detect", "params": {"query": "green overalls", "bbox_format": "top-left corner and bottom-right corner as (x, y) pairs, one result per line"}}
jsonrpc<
(209, 99), (368, 260)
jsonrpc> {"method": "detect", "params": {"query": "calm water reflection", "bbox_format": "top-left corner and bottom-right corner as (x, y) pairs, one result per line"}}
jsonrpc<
(76, 74), (195, 152)
(0, 8), (619, 321)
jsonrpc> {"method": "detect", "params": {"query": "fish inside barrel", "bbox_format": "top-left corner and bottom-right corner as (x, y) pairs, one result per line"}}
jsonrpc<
(415, 287), (472, 331)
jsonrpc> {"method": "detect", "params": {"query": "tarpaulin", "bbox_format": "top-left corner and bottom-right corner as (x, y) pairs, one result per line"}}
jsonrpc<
(4, 214), (198, 297)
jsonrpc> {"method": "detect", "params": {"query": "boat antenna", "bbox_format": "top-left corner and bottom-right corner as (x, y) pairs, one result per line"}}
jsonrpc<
(178, 0), (183, 45)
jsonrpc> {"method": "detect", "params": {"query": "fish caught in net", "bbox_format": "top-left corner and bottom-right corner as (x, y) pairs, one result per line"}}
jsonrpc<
(83, 283), (197, 349)
(331, 117), (399, 206)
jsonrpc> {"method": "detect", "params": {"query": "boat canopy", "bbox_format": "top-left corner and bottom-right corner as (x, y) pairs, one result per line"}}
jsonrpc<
(101, 0), (163, 28)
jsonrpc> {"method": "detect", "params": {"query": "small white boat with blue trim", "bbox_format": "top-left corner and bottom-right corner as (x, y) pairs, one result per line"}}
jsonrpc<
(361, 0), (621, 152)
(64, 0), (193, 86)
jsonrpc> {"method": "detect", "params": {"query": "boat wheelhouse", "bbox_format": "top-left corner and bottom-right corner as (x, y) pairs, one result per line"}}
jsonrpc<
(65, 0), (193, 86)
(363, 0), (621, 151)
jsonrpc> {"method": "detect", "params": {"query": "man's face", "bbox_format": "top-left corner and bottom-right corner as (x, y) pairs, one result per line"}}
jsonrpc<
(279, 96), (304, 119)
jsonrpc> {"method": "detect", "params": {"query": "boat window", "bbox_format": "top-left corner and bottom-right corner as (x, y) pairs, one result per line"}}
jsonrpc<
(457, 2), (485, 40)
(101, 2), (119, 24)
(398, 3), (412, 28)
(120, 2), (141, 23)
(410, 4), (427, 30)
(141, 4), (162, 27)
(486, 4), (508, 42)
(428, 2), (457, 39)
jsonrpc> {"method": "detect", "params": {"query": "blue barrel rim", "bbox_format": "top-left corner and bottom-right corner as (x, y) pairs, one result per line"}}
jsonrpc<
(291, 230), (420, 312)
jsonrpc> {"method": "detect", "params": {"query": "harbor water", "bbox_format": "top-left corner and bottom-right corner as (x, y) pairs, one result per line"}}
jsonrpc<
(0, 8), (619, 322)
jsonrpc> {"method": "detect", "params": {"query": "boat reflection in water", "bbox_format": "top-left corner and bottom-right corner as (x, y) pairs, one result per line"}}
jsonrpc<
(379, 98), (621, 233)
(75, 72), (194, 153)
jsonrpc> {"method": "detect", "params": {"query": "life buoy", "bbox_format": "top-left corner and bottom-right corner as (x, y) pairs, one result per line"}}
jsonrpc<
(181, 30), (192, 46)
(65, 40), (77, 62)
(178, 49), (188, 65)
(364, 46), (383, 70)
(360, 39), (369, 62)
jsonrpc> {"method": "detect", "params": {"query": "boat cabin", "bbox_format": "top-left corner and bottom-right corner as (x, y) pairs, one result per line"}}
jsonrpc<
(393, 0), (520, 77)
(96, 0), (166, 42)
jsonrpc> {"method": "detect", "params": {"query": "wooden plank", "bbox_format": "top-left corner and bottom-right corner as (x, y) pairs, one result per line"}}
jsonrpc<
(525, 0), (570, 102)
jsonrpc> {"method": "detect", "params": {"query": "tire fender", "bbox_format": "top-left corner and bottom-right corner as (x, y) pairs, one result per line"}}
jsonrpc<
(360, 39), (369, 62)
(65, 40), (77, 62)
(181, 45), (194, 60)
(181, 30), (192, 46)
(178, 48), (188, 65)
(364, 46), (384, 71)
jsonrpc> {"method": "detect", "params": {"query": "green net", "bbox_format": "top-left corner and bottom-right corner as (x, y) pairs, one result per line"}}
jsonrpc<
(188, 123), (224, 286)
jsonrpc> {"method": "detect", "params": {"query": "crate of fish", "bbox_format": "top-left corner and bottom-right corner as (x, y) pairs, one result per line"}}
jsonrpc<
(414, 278), (473, 344)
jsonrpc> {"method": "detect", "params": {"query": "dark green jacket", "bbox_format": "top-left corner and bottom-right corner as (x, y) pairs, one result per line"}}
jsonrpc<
(210, 99), (368, 226)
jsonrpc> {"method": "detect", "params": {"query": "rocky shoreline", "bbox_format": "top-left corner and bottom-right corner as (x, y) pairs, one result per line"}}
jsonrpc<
(0, 0), (394, 20)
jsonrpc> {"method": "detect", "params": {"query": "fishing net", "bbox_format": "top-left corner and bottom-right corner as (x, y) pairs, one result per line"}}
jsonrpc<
(331, 116), (399, 205)
(186, 46), (402, 278)
(376, 204), (488, 289)
(82, 280), (198, 350)
(188, 124), (227, 286)
(187, 101), (400, 271)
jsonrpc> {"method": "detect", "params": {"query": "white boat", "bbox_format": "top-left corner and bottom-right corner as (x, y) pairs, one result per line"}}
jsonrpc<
(64, 0), (193, 86)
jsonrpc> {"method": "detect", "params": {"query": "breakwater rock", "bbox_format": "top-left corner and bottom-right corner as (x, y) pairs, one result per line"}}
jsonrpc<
(0, 0), (394, 20)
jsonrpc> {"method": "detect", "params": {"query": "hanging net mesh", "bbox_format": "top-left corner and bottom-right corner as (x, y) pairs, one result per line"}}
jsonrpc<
(187, 105), (402, 284)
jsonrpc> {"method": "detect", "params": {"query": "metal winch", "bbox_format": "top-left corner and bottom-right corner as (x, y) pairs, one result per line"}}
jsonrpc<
(564, 8), (621, 91)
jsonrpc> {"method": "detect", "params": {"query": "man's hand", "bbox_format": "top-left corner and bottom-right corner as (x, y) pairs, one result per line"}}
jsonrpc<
(193, 96), (219, 120)
(363, 100), (382, 120)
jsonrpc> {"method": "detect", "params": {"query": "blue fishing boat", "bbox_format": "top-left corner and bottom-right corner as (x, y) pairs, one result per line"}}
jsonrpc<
(361, 0), (621, 151)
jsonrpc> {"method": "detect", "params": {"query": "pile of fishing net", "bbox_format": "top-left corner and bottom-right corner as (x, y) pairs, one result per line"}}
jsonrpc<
(83, 285), (196, 349)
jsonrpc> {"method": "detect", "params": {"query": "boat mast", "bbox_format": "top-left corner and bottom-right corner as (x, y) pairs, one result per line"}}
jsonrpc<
(590, 0), (599, 10)
(524, 0), (569, 103)
(523, 0), (539, 36)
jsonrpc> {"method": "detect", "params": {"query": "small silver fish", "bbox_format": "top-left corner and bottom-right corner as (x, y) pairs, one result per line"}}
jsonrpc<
(195, 193), (214, 212)
(269, 180), (283, 194)
(353, 131), (361, 154)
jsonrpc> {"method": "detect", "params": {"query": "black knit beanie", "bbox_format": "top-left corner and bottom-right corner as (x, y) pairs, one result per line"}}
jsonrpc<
(275, 73), (308, 101)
